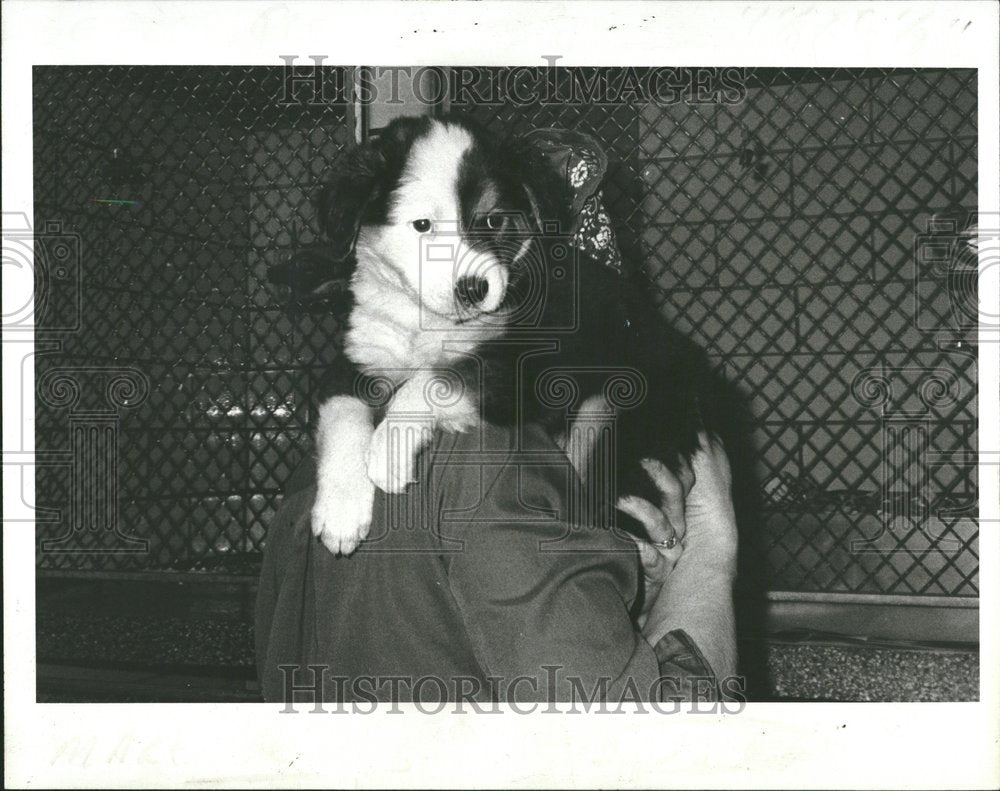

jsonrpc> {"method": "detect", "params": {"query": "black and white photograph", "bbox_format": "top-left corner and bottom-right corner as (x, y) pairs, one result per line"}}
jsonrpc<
(4, 1), (999, 788)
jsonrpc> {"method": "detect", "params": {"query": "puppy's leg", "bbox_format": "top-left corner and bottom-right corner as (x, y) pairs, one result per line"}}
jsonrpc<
(312, 396), (376, 555)
(367, 370), (479, 493)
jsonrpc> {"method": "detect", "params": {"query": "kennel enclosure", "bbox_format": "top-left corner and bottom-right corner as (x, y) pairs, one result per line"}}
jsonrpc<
(31, 67), (978, 627)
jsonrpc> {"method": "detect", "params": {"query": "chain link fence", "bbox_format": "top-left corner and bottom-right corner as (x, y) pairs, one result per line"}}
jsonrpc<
(32, 66), (977, 598)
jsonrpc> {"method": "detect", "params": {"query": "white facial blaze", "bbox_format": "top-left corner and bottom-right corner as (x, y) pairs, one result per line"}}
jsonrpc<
(361, 121), (508, 319)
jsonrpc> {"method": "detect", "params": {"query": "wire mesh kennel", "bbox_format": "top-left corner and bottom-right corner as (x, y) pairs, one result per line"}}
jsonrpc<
(31, 66), (977, 602)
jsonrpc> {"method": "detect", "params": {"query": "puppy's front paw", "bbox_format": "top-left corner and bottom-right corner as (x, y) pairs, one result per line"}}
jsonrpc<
(311, 476), (375, 556)
(367, 420), (430, 494)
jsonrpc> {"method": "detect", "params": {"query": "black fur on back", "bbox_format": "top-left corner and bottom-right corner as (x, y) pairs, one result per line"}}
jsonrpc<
(450, 238), (713, 515)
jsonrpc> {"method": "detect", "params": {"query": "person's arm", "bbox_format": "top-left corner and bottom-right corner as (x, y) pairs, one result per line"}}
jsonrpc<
(437, 424), (664, 701)
(619, 437), (739, 682)
(437, 424), (737, 701)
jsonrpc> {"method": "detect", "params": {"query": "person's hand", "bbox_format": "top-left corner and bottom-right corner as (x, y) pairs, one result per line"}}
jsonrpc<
(615, 434), (737, 625)
(616, 458), (694, 624)
(681, 434), (738, 565)
(638, 434), (738, 673)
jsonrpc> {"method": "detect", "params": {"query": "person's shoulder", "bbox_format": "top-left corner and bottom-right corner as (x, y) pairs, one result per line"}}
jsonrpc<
(429, 421), (633, 555)
(433, 420), (555, 455)
(429, 421), (568, 502)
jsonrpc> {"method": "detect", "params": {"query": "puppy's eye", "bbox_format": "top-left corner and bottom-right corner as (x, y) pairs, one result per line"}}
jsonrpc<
(412, 219), (432, 233)
(485, 213), (506, 230)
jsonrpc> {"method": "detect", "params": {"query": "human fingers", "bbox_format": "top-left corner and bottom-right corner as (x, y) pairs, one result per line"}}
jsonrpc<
(683, 433), (738, 558)
(616, 494), (675, 547)
(691, 433), (732, 493)
(639, 458), (690, 542)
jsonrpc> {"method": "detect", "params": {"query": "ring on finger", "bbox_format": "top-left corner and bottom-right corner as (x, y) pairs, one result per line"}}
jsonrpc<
(651, 535), (678, 549)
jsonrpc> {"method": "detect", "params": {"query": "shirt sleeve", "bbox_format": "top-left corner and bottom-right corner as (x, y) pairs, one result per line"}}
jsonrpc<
(434, 424), (718, 703)
(650, 629), (721, 703)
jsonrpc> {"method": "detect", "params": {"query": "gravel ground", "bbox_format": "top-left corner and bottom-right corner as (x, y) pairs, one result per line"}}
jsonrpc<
(764, 643), (978, 701)
(37, 612), (255, 669)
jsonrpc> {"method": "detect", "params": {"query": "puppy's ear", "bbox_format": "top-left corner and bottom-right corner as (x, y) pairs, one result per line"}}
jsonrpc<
(267, 245), (351, 301)
(315, 154), (383, 262)
(510, 128), (609, 231)
(317, 116), (431, 261)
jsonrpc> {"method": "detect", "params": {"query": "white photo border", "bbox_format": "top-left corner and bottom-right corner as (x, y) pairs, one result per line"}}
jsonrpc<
(3, 1), (998, 788)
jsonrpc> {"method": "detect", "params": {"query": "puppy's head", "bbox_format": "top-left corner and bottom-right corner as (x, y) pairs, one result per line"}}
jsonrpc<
(319, 116), (551, 322)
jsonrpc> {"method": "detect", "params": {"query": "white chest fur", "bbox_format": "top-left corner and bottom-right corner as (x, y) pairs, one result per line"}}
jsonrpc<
(344, 247), (504, 383)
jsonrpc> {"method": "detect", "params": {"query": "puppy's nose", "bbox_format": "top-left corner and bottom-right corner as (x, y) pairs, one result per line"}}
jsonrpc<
(454, 276), (489, 307)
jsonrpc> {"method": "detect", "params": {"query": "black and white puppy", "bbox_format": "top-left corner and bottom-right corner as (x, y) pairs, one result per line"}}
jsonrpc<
(295, 115), (713, 555)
